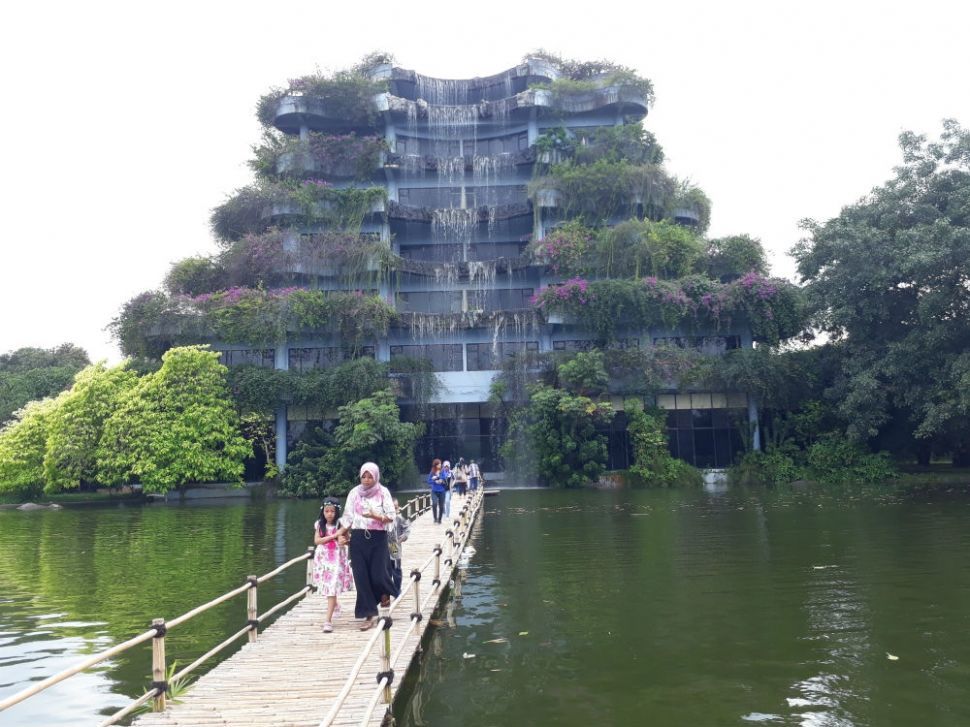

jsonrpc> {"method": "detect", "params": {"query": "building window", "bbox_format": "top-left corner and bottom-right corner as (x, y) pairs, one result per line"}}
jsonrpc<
(658, 391), (747, 468)
(396, 291), (464, 314)
(288, 346), (375, 372)
(653, 335), (740, 353)
(467, 288), (534, 312)
(553, 339), (639, 353)
(390, 344), (463, 372)
(467, 341), (539, 371)
(217, 349), (275, 368)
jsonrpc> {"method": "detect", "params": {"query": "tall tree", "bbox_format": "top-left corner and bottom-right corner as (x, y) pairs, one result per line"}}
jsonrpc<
(793, 120), (970, 462)
(0, 344), (90, 423)
(96, 346), (251, 493)
(43, 363), (138, 492)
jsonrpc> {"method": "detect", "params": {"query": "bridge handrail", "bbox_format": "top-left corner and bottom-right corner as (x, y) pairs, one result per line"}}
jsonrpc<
(319, 488), (485, 727)
(358, 491), (482, 726)
(0, 490), (435, 725)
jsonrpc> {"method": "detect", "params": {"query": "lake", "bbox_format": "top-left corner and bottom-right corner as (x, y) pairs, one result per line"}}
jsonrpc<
(2, 485), (970, 725)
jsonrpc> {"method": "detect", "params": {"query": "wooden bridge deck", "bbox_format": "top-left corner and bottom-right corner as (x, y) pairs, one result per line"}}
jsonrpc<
(133, 492), (481, 727)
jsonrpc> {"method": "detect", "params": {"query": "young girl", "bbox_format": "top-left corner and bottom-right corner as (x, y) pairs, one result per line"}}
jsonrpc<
(312, 498), (353, 633)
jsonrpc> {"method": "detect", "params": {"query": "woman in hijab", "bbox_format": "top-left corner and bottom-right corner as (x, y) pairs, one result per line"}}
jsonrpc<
(340, 462), (396, 630)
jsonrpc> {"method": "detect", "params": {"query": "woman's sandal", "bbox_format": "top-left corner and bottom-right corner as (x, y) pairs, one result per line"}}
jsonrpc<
(359, 618), (375, 631)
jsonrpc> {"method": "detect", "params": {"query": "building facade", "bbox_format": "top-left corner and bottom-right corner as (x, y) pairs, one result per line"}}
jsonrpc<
(207, 58), (760, 475)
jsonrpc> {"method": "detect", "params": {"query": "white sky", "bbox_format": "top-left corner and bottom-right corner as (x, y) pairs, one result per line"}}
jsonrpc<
(1, 0), (967, 363)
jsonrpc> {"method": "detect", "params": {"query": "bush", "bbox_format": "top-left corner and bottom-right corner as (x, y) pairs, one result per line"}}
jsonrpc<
(729, 450), (801, 486)
(805, 435), (897, 485)
(626, 403), (693, 486)
(280, 389), (422, 497)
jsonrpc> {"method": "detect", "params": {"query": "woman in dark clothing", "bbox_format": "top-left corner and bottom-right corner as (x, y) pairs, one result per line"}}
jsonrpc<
(428, 458), (447, 524)
(341, 461), (395, 630)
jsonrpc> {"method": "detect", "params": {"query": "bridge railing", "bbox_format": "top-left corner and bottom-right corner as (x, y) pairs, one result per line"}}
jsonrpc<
(0, 491), (436, 725)
(319, 487), (486, 727)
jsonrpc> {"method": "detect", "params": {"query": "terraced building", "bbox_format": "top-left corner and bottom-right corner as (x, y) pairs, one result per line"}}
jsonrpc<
(118, 55), (803, 478)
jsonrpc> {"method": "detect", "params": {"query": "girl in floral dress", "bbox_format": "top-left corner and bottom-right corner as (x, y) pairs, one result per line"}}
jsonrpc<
(313, 498), (353, 633)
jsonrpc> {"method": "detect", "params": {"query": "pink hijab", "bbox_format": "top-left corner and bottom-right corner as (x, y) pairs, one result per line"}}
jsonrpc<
(359, 461), (381, 489)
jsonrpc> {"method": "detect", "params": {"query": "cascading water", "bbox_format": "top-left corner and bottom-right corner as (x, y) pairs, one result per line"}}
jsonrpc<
(397, 71), (532, 348)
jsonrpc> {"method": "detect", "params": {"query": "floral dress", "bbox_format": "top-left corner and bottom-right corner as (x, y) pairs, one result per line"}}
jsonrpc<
(312, 521), (354, 597)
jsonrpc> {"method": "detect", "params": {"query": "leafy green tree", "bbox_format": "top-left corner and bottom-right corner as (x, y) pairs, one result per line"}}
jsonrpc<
(96, 346), (251, 493)
(43, 363), (138, 492)
(239, 412), (278, 480)
(595, 219), (704, 279)
(626, 401), (698, 486)
(281, 389), (421, 497)
(502, 384), (612, 488)
(0, 396), (64, 495)
(164, 256), (227, 296)
(0, 344), (90, 423)
(793, 120), (970, 463)
(705, 234), (769, 281)
(556, 350), (608, 396)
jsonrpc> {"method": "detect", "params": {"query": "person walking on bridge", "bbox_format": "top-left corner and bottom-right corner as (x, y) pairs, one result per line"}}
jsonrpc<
(468, 459), (481, 491)
(428, 458), (447, 524)
(341, 462), (395, 630)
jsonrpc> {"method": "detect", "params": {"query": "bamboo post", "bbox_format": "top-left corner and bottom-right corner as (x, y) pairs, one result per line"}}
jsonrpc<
(445, 530), (454, 573)
(247, 576), (258, 642)
(305, 546), (315, 589)
(380, 618), (393, 704)
(411, 569), (423, 643)
(151, 618), (167, 712)
(433, 545), (442, 592)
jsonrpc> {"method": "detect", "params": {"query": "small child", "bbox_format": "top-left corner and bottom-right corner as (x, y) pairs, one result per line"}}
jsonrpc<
(312, 498), (353, 633)
(387, 498), (411, 597)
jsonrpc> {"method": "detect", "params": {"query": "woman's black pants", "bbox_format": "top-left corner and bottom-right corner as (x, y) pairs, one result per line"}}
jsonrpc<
(349, 529), (394, 618)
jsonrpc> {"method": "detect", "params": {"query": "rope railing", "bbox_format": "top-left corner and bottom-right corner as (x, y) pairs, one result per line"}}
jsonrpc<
(319, 488), (486, 727)
(0, 489), (480, 726)
(0, 490), (438, 724)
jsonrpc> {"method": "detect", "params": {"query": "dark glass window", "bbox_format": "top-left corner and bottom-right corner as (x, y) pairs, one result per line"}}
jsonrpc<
(467, 341), (539, 371)
(396, 291), (463, 314)
(217, 349), (275, 368)
(288, 346), (375, 372)
(390, 344), (463, 372)
(693, 429), (716, 468)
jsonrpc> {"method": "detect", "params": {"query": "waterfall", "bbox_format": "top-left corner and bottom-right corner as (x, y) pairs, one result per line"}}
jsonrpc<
(416, 76), (474, 105)
(432, 208), (477, 245)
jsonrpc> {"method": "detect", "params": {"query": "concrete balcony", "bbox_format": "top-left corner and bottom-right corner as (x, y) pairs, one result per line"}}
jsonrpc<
(276, 150), (386, 179)
(272, 95), (383, 134)
(260, 196), (387, 222)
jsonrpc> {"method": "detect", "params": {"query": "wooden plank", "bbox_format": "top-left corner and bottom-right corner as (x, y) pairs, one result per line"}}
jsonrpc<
(131, 491), (482, 727)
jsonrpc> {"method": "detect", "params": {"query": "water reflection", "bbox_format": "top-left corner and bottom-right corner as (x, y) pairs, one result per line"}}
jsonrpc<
(397, 489), (970, 726)
(0, 500), (321, 726)
(4, 489), (970, 725)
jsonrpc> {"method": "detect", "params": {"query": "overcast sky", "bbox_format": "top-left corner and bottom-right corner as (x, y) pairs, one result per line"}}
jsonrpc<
(1, 0), (967, 363)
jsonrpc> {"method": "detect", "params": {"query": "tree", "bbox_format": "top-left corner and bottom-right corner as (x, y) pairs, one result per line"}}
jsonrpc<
(705, 234), (768, 281)
(0, 344), (90, 423)
(281, 389), (421, 497)
(626, 401), (697, 486)
(0, 396), (64, 495)
(42, 363), (138, 492)
(502, 384), (612, 488)
(96, 346), (251, 493)
(793, 120), (970, 463)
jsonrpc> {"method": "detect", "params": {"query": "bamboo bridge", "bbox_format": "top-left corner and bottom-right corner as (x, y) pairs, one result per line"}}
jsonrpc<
(0, 488), (486, 727)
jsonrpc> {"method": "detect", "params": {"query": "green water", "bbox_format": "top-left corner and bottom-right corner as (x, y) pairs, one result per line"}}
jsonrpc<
(2, 487), (970, 725)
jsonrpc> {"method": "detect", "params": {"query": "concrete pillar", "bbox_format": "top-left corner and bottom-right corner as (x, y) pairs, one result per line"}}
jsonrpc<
(748, 396), (761, 452)
(274, 343), (288, 472)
